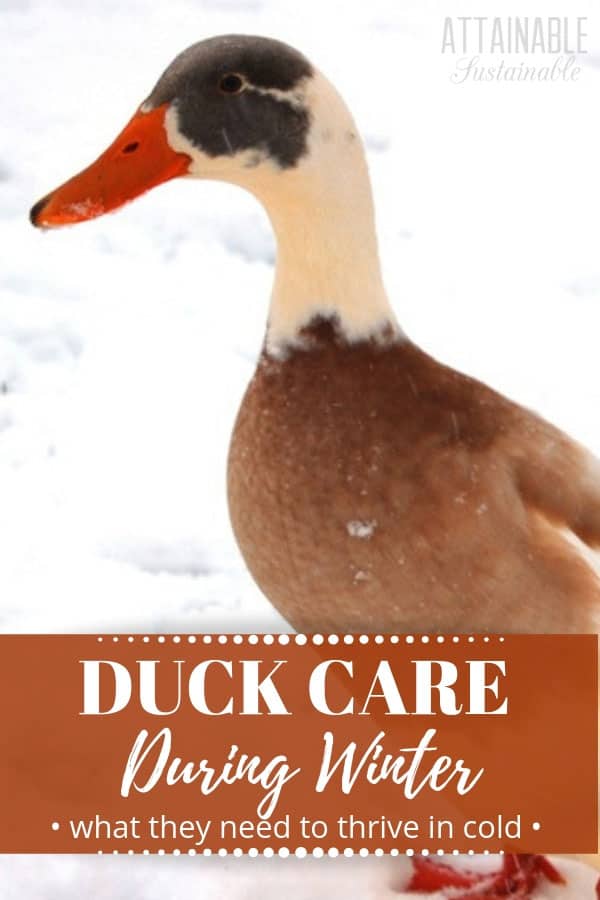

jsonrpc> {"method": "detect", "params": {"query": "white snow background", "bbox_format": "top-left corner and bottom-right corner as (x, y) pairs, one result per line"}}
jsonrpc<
(1, 0), (600, 895)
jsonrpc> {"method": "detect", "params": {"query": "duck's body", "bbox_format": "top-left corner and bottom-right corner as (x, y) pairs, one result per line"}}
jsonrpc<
(230, 319), (600, 633)
(30, 34), (600, 634)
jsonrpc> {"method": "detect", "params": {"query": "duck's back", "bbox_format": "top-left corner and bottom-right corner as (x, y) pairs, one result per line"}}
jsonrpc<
(228, 319), (600, 634)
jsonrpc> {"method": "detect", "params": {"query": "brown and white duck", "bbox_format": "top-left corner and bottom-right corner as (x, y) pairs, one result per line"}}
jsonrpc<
(30, 35), (600, 634)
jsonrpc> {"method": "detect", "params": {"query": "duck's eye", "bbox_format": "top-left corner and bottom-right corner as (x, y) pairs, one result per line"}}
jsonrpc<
(219, 73), (245, 95)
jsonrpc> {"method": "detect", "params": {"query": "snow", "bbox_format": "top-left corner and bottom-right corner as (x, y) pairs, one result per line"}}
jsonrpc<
(0, 854), (597, 900)
(347, 520), (378, 539)
(2, 0), (600, 895)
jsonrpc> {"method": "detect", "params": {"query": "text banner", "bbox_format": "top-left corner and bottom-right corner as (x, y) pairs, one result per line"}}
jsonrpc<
(0, 634), (597, 854)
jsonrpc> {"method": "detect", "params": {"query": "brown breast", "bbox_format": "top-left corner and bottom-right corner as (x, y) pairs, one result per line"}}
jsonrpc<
(227, 318), (600, 634)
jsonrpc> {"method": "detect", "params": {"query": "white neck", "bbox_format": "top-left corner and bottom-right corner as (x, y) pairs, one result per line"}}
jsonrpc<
(166, 70), (400, 355)
(245, 74), (400, 356)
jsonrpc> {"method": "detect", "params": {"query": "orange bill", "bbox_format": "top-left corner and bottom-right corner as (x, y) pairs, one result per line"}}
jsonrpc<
(30, 104), (191, 228)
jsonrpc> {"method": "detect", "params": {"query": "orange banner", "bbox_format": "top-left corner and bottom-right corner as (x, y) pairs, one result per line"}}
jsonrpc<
(0, 634), (597, 854)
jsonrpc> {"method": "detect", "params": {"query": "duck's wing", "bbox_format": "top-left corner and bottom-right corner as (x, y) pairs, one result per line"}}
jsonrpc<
(508, 411), (600, 551)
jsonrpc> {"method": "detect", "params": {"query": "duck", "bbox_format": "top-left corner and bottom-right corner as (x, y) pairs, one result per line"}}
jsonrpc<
(29, 34), (600, 635)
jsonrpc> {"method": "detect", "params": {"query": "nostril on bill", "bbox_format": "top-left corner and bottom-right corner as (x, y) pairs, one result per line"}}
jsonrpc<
(122, 141), (140, 154)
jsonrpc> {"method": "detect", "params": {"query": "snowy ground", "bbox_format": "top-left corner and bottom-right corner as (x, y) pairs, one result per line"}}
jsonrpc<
(2, 0), (600, 895)
(1, 854), (598, 900)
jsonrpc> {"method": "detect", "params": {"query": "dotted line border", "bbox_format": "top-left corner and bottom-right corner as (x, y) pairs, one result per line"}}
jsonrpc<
(93, 847), (506, 857)
(95, 634), (506, 645)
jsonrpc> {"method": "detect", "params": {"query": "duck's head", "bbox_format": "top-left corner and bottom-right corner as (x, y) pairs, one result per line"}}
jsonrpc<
(30, 35), (396, 350)
(29, 35), (325, 227)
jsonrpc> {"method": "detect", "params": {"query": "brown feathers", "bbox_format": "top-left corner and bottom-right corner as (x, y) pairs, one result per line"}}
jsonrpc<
(228, 319), (600, 634)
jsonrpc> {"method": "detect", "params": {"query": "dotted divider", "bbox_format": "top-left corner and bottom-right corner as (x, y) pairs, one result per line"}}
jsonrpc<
(94, 847), (505, 857)
(95, 634), (506, 645)
(87, 633), (507, 856)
